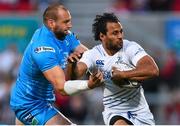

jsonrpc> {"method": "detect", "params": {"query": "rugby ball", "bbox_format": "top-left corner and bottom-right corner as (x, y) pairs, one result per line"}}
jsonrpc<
(112, 63), (140, 88)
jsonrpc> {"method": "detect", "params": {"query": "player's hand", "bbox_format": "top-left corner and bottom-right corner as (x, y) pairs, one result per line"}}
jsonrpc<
(68, 51), (83, 63)
(88, 70), (104, 89)
(111, 66), (125, 81)
(111, 66), (127, 86)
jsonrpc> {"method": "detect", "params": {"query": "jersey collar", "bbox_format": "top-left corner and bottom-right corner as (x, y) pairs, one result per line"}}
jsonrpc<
(100, 44), (121, 57)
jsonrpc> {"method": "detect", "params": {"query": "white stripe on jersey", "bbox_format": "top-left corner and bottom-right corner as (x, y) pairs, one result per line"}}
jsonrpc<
(80, 39), (150, 112)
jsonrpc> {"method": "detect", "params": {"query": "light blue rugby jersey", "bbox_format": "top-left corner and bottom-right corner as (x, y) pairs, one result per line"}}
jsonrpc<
(10, 25), (80, 109)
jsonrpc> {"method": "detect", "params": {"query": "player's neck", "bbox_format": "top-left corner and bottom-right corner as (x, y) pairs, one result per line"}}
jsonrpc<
(103, 46), (117, 56)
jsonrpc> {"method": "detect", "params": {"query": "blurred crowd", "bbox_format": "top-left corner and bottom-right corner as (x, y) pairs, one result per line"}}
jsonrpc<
(0, 44), (21, 124)
(143, 48), (180, 124)
(0, 0), (180, 125)
(0, 0), (179, 13)
(0, 0), (65, 13)
(109, 0), (180, 13)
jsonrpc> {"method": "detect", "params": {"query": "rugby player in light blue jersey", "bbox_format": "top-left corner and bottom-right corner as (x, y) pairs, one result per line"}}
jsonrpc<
(10, 4), (104, 125)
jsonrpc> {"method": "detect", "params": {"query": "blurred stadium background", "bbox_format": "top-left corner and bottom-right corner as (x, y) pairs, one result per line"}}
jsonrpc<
(0, 0), (180, 125)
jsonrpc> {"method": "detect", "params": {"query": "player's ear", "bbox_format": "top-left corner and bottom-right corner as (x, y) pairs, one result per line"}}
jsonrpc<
(100, 32), (105, 41)
(47, 19), (55, 29)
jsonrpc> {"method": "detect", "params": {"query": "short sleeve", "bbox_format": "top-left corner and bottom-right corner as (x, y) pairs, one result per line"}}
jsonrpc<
(69, 33), (80, 51)
(126, 42), (148, 66)
(79, 50), (94, 68)
(32, 46), (59, 72)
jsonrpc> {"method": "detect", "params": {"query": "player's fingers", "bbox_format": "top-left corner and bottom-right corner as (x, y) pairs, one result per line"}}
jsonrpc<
(96, 73), (104, 85)
(96, 72), (103, 80)
(68, 53), (80, 63)
(72, 55), (80, 62)
(73, 51), (82, 58)
(68, 55), (74, 63)
(68, 51), (83, 63)
(112, 66), (118, 70)
(99, 72), (104, 83)
(91, 67), (99, 75)
(92, 70), (101, 77)
(92, 72), (102, 82)
(76, 52), (83, 58)
(111, 67), (117, 76)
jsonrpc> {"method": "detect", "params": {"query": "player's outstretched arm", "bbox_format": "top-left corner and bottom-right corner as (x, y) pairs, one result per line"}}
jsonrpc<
(43, 65), (103, 96)
(75, 44), (88, 54)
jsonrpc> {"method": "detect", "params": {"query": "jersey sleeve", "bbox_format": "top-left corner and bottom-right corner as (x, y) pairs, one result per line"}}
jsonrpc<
(69, 33), (80, 51)
(32, 46), (59, 72)
(126, 42), (148, 66)
(79, 50), (94, 68)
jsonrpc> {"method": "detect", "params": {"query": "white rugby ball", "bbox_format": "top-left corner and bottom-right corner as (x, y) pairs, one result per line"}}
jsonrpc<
(112, 63), (140, 88)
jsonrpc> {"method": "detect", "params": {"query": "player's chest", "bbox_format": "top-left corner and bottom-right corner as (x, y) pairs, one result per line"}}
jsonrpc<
(56, 42), (70, 69)
(95, 52), (129, 79)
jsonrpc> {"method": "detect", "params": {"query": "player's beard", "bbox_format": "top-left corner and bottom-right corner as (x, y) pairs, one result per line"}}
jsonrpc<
(111, 46), (121, 52)
(108, 41), (122, 52)
(54, 30), (67, 40)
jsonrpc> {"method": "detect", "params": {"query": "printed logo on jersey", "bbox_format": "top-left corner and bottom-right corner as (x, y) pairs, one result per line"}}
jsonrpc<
(60, 52), (69, 69)
(34, 46), (55, 53)
(24, 113), (39, 125)
(96, 60), (104, 66)
(115, 56), (123, 64)
(103, 70), (111, 79)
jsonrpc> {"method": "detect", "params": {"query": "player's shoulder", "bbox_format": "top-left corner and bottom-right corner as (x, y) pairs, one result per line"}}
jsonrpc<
(65, 31), (78, 39)
(31, 38), (55, 51)
(123, 39), (140, 50)
(31, 35), (56, 54)
(123, 39), (138, 46)
(32, 27), (53, 45)
(82, 44), (102, 56)
(92, 44), (104, 54)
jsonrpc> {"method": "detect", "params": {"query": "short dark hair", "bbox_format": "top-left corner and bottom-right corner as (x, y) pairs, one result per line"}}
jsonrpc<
(92, 13), (120, 41)
(43, 4), (68, 24)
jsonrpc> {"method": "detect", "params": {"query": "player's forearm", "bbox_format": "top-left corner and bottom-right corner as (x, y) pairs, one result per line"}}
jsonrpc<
(63, 80), (90, 95)
(124, 56), (159, 81)
(65, 60), (87, 80)
(62, 79), (100, 96)
(128, 76), (153, 81)
(62, 71), (103, 96)
(65, 62), (77, 80)
(75, 44), (88, 53)
(54, 80), (89, 96)
(121, 66), (159, 81)
(74, 62), (88, 79)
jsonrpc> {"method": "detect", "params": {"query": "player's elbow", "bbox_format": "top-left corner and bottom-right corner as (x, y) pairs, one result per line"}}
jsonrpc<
(151, 67), (159, 77)
(54, 81), (68, 96)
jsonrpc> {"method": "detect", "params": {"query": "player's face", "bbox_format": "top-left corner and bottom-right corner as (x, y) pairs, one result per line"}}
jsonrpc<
(103, 22), (124, 53)
(53, 9), (72, 40)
